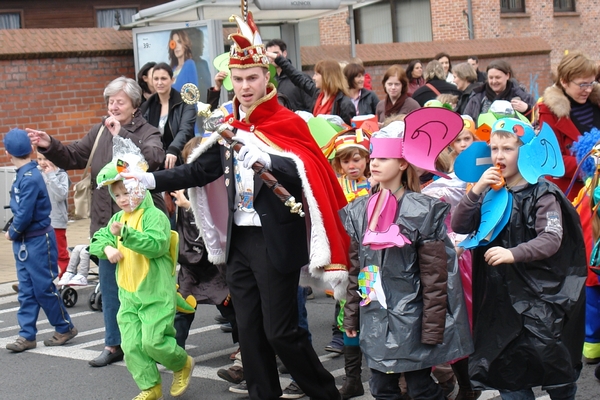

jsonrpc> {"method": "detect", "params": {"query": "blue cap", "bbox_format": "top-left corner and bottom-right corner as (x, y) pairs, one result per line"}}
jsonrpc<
(3, 128), (32, 157)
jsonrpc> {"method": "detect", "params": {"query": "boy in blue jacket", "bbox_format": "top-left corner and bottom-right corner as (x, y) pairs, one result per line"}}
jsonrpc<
(4, 128), (77, 352)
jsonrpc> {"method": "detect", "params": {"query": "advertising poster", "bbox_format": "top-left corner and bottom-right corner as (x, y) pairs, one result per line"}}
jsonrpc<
(134, 21), (224, 104)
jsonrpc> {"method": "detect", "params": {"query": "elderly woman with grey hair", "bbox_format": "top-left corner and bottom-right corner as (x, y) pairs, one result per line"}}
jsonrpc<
(412, 60), (462, 107)
(453, 62), (482, 114)
(27, 76), (166, 368)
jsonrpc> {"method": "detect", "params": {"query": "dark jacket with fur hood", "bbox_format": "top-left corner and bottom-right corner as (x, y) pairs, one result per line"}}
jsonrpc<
(537, 84), (600, 198)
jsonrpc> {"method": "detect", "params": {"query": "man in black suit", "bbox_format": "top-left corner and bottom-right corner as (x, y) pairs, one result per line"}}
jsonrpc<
(127, 13), (348, 400)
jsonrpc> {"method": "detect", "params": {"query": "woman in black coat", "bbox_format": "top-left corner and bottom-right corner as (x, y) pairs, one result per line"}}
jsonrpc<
(412, 60), (462, 107)
(452, 62), (483, 114)
(343, 62), (379, 116)
(140, 62), (197, 169)
(463, 59), (535, 121)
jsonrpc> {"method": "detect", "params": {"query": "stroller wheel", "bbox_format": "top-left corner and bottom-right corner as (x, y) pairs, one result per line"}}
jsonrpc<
(61, 287), (78, 308)
(88, 292), (98, 311)
(96, 292), (103, 312)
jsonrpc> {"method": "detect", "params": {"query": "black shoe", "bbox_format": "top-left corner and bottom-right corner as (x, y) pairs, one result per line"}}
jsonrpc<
(220, 322), (233, 333)
(89, 348), (124, 367)
(214, 314), (228, 324)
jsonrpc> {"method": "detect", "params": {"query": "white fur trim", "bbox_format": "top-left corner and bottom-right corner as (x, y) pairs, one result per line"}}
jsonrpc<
(186, 131), (346, 290)
(187, 133), (228, 265)
(241, 131), (333, 276)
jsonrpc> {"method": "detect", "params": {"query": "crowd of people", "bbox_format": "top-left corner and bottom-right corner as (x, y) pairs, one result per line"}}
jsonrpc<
(3, 10), (600, 400)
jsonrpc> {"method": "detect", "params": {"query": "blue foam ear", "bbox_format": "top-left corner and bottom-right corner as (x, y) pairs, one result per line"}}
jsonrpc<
(459, 187), (510, 249)
(518, 122), (566, 184)
(454, 141), (493, 183)
(481, 190), (512, 246)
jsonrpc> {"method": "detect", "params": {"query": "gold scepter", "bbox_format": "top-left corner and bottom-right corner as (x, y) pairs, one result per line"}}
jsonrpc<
(181, 83), (305, 217)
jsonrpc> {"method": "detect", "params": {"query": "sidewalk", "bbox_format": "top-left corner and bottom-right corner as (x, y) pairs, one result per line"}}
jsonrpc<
(0, 218), (90, 296)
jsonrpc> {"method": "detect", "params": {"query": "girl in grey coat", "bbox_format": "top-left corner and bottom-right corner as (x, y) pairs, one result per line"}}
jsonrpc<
(342, 120), (472, 399)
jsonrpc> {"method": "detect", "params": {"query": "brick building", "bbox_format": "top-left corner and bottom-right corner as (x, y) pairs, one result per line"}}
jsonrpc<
(315, 0), (597, 69)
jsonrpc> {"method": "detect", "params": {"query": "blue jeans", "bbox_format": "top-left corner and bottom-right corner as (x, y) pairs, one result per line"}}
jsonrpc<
(98, 258), (120, 346)
(370, 367), (445, 400)
(297, 285), (311, 343)
(500, 383), (577, 400)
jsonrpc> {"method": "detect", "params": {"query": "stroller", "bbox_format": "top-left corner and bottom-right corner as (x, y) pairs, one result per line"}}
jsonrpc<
(57, 247), (101, 311)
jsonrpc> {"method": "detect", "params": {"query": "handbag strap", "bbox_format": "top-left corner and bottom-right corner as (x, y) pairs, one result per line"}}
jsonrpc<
(81, 125), (105, 180)
(426, 83), (441, 97)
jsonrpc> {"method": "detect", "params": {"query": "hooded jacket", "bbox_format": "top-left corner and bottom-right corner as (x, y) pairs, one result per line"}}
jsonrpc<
(537, 84), (600, 197)
(39, 111), (166, 235)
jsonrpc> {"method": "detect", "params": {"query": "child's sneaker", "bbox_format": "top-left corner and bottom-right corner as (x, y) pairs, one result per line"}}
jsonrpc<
(6, 336), (36, 352)
(170, 355), (195, 397)
(132, 383), (163, 400)
(43, 327), (78, 346)
(57, 272), (75, 285)
(67, 274), (88, 286)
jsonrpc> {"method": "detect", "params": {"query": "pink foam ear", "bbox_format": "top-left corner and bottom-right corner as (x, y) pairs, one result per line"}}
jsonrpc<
(403, 108), (464, 177)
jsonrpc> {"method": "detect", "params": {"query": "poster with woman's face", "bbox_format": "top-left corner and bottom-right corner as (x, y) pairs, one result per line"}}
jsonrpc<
(136, 25), (212, 103)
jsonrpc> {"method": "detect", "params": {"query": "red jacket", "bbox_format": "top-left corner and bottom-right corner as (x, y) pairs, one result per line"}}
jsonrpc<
(536, 85), (600, 199)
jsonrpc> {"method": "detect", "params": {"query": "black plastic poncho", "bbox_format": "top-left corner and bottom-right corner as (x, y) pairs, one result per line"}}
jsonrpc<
(468, 181), (586, 390)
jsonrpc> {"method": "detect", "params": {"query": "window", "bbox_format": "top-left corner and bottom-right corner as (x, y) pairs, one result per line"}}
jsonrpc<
(554, 0), (575, 12)
(501, 0), (525, 13)
(355, 2), (393, 44)
(355, 0), (432, 44)
(299, 19), (320, 47)
(0, 11), (22, 29)
(395, 0), (432, 42)
(96, 8), (138, 28)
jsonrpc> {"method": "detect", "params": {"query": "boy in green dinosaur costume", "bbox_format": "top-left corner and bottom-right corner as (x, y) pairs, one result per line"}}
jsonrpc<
(90, 159), (194, 400)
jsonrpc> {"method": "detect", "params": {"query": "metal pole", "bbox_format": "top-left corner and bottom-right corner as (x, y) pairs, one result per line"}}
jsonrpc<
(467, 0), (474, 39)
(348, 5), (356, 58)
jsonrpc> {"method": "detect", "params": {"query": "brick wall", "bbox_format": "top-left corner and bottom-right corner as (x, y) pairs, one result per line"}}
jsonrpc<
(430, 0), (470, 41)
(429, 0), (600, 68)
(0, 28), (136, 215)
(319, 10), (350, 46)
(316, 1), (599, 70)
(0, 55), (135, 212)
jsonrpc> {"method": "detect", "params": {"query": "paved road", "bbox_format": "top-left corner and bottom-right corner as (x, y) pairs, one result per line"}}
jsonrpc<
(0, 284), (597, 399)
